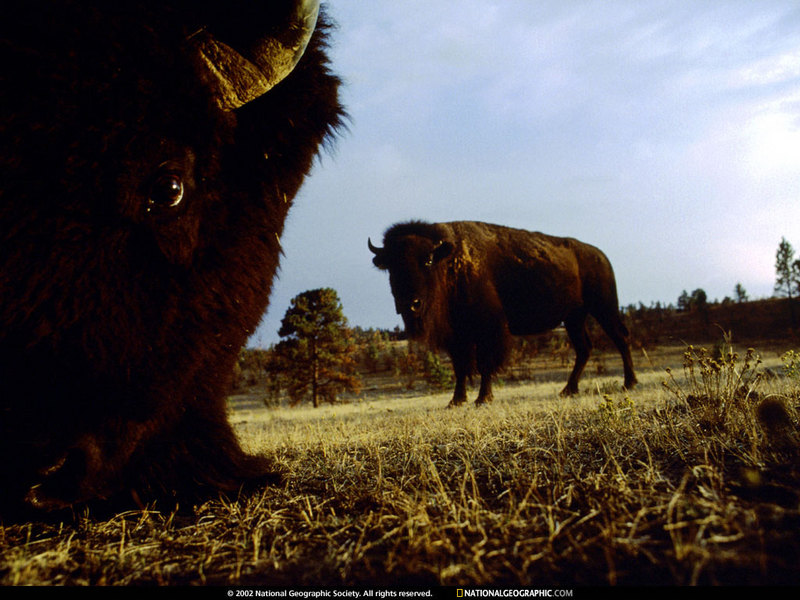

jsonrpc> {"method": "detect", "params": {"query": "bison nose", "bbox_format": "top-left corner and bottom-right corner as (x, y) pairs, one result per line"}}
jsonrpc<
(409, 298), (422, 313)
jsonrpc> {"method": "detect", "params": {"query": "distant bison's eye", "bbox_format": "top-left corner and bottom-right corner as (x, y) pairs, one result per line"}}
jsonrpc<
(148, 173), (184, 208)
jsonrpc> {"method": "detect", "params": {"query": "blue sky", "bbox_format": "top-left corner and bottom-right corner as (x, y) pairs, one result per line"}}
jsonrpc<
(249, 0), (800, 347)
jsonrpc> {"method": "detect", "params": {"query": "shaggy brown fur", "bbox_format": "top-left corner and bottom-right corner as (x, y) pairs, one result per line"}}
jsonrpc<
(0, 1), (344, 517)
(371, 221), (637, 406)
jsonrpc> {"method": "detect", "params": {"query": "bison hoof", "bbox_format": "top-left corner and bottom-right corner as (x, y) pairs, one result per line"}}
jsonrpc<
(559, 387), (578, 397)
(447, 399), (466, 409)
(474, 396), (493, 406)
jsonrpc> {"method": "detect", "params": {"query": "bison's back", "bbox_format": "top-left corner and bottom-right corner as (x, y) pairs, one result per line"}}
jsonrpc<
(443, 222), (618, 334)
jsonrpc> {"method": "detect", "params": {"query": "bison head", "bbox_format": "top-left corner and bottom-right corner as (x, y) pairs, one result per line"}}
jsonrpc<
(369, 223), (455, 344)
(0, 0), (343, 515)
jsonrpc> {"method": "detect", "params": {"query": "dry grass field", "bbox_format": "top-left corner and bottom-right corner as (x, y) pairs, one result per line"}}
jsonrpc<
(2, 341), (799, 588)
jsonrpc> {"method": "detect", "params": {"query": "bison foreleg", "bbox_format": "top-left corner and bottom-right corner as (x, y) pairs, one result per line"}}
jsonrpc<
(474, 373), (494, 405)
(561, 312), (591, 396)
(447, 359), (470, 408)
(448, 376), (468, 407)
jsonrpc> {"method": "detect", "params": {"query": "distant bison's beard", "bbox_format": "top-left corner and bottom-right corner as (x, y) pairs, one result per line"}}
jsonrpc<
(399, 310), (423, 340)
(399, 296), (453, 352)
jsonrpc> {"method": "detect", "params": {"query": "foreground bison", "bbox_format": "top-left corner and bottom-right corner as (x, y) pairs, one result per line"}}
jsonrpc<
(369, 221), (637, 406)
(0, 0), (343, 515)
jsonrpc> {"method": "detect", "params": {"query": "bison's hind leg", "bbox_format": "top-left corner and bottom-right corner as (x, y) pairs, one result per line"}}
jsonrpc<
(595, 311), (638, 390)
(622, 371), (638, 391)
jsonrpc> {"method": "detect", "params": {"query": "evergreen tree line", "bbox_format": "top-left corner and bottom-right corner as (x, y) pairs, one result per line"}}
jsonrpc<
(613, 236), (800, 345)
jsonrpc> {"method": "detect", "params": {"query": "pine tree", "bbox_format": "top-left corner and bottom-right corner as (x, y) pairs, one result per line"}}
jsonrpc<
(775, 237), (800, 327)
(677, 290), (691, 312)
(734, 283), (748, 303)
(775, 238), (800, 297)
(275, 288), (361, 407)
(690, 288), (709, 324)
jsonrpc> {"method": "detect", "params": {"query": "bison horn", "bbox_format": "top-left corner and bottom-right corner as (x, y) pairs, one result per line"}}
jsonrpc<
(367, 238), (383, 255)
(193, 0), (320, 111)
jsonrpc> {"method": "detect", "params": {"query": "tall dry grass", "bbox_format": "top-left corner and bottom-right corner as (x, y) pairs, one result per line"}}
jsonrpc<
(1, 345), (799, 586)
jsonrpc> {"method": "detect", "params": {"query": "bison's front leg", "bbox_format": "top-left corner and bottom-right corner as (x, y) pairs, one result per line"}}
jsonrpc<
(447, 357), (470, 408)
(561, 312), (591, 397)
(448, 375), (468, 408)
(475, 373), (494, 405)
(447, 340), (481, 408)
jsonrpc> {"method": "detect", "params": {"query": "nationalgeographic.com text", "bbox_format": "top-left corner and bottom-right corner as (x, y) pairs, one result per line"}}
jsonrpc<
(459, 590), (573, 598)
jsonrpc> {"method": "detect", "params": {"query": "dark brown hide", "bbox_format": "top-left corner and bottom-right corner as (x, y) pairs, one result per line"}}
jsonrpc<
(0, 1), (343, 517)
(370, 221), (637, 406)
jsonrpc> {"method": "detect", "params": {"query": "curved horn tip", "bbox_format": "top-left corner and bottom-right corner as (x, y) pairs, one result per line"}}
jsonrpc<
(196, 0), (322, 111)
(368, 238), (383, 254)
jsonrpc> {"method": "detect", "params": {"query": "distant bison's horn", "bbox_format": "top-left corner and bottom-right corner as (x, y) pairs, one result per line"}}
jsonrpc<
(368, 238), (383, 255)
(193, 0), (320, 111)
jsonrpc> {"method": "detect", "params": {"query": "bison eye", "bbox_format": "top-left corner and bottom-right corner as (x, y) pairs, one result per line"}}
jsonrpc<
(148, 173), (184, 209)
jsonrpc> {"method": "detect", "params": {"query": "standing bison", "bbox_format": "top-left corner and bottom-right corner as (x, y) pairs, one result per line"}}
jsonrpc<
(369, 221), (637, 406)
(0, 0), (343, 516)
